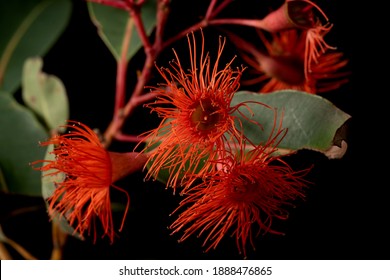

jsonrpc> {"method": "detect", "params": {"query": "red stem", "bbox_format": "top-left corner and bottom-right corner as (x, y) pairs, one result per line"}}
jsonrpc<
(205, 0), (218, 20)
(103, 0), (234, 148)
(114, 133), (146, 143)
(155, 0), (170, 48)
(207, 0), (234, 19)
(160, 0), (231, 50)
(114, 17), (134, 117)
(129, 7), (153, 52)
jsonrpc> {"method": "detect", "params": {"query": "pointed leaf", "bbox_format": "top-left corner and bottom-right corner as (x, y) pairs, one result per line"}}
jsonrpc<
(0, 94), (48, 196)
(231, 90), (351, 156)
(87, 0), (157, 61)
(0, 0), (72, 94)
(22, 57), (69, 131)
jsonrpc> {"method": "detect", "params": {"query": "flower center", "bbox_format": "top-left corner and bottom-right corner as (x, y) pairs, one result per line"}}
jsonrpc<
(228, 174), (258, 201)
(190, 98), (222, 132)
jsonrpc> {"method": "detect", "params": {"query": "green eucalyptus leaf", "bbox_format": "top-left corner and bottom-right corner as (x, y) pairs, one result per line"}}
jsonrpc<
(231, 90), (352, 156)
(22, 57), (69, 131)
(0, 94), (48, 196)
(87, 0), (157, 61)
(0, 0), (72, 94)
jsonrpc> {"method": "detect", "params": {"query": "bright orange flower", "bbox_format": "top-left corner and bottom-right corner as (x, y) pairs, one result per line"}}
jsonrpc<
(31, 121), (139, 243)
(141, 30), (268, 194)
(258, 0), (338, 80)
(229, 29), (349, 94)
(169, 120), (310, 258)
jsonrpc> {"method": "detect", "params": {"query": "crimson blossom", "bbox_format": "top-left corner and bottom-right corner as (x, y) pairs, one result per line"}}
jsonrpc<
(169, 118), (311, 258)
(140, 29), (269, 194)
(228, 29), (349, 94)
(32, 121), (146, 243)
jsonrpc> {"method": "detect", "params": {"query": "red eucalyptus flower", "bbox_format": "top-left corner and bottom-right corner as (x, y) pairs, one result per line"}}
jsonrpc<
(170, 117), (310, 258)
(229, 29), (349, 94)
(261, 0), (337, 76)
(209, 0), (337, 81)
(141, 30), (269, 194)
(32, 121), (147, 243)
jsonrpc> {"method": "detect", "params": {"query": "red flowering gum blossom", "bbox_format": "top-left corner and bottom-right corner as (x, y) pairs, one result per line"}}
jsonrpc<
(228, 29), (349, 94)
(254, 0), (339, 81)
(31, 121), (147, 243)
(140, 29), (269, 194)
(259, 0), (329, 32)
(169, 116), (311, 258)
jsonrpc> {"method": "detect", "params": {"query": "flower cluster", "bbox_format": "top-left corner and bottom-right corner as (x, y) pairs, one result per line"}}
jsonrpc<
(29, 0), (350, 258)
(169, 119), (311, 258)
(141, 30), (316, 258)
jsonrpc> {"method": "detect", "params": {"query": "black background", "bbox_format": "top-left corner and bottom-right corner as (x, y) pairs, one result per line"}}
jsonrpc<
(1, 0), (386, 260)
